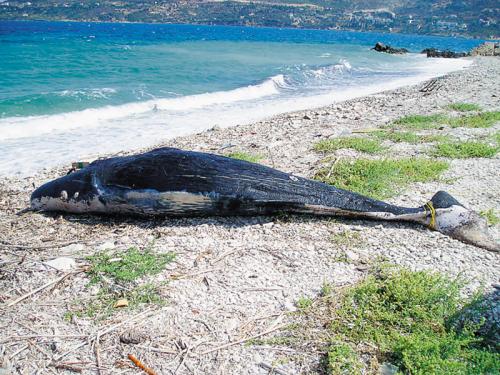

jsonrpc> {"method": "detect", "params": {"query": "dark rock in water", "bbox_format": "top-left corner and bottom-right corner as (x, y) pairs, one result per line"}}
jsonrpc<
(421, 48), (469, 58)
(421, 48), (436, 55)
(372, 42), (408, 54)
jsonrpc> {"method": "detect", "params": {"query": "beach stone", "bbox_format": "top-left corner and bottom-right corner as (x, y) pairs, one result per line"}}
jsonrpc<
(43, 257), (76, 271)
(345, 250), (360, 262)
(60, 243), (85, 253)
(379, 363), (399, 375)
(97, 241), (115, 251)
(283, 301), (297, 312)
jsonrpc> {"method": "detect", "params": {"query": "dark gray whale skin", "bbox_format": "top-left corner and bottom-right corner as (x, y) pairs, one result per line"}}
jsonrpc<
(30, 147), (419, 217)
(30, 147), (499, 251)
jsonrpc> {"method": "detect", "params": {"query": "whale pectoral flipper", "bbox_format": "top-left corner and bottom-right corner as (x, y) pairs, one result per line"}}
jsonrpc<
(30, 147), (498, 252)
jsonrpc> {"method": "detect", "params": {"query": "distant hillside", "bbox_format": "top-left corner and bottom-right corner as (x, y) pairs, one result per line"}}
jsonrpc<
(1, 1), (498, 38)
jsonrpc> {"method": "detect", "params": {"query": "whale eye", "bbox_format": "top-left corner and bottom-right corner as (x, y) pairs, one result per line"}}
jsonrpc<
(60, 190), (68, 200)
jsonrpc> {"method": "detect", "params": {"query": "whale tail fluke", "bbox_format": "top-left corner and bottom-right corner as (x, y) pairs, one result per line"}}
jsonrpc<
(428, 191), (499, 252)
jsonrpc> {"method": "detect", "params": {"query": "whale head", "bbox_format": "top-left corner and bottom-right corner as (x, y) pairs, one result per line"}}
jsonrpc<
(30, 168), (102, 213)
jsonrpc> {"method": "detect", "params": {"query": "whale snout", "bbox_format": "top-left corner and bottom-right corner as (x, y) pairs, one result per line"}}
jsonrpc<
(31, 169), (97, 212)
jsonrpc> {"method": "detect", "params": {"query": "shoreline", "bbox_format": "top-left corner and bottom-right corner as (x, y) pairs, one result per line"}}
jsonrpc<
(0, 56), (499, 374)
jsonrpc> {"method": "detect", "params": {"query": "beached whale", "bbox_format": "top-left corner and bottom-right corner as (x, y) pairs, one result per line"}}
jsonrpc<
(31, 147), (498, 252)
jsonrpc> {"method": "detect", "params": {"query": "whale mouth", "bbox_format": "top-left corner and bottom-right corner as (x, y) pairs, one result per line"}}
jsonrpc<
(30, 167), (98, 212)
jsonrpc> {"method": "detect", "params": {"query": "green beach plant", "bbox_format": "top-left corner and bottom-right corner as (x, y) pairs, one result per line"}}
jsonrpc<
(372, 130), (420, 143)
(65, 247), (176, 320)
(315, 158), (448, 200)
(331, 230), (363, 248)
(320, 282), (333, 297)
(447, 103), (482, 112)
(326, 341), (362, 374)
(314, 137), (384, 154)
(494, 132), (500, 144)
(296, 296), (313, 310)
(327, 266), (499, 374)
(261, 266), (500, 374)
(227, 151), (264, 163)
(372, 130), (451, 144)
(448, 111), (500, 128)
(389, 114), (447, 130)
(433, 141), (499, 158)
(479, 208), (499, 226)
(87, 246), (176, 284)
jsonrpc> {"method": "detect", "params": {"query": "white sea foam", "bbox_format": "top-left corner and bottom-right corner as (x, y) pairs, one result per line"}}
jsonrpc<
(57, 87), (117, 99)
(0, 75), (284, 142)
(310, 60), (352, 78)
(0, 56), (472, 176)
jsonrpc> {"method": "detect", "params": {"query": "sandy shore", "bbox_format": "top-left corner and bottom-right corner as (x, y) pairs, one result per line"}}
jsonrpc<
(0, 57), (499, 374)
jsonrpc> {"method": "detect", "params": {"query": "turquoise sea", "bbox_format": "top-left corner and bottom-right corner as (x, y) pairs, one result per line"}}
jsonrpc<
(0, 21), (482, 176)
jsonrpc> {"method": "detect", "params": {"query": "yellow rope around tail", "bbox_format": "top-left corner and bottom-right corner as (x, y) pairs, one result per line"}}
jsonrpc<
(425, 201), (436, 230)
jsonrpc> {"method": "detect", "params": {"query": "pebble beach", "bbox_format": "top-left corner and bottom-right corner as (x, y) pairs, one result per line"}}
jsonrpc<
(0, 56), (499, 374)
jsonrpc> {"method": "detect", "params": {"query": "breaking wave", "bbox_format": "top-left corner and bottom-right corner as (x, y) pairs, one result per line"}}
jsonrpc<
(0, 74), (286, 141)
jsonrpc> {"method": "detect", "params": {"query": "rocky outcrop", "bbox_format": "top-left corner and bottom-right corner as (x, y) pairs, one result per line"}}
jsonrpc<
(372, 42), (408, 54)
(452, 288), (500, 348)
(470, 42), (500, 57)
(421, 48), (469, 58)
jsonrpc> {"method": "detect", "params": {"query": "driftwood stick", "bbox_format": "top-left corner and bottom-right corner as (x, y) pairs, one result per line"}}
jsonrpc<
(199, 324), (286, 355)
(5, 272), (76, 307)
(325, 158), (339, 179)
(0, 240), (85, 250)
(9, 344), (29, 359)
(1, 334), (87, 343)
(211, 249), (239, 265)
(128, 354), (158, 375)
(93, 335), (102, 375)
(174, 350), (189, 375)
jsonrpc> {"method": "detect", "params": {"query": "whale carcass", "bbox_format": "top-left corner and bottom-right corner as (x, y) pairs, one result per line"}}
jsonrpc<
(30, 147), (499, 252)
